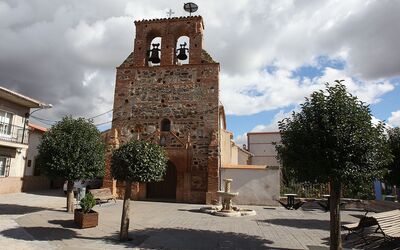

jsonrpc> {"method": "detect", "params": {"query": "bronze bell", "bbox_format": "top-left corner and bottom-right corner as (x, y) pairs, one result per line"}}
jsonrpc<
(148, 43), (161, 64)
(177, 42), (188, 61)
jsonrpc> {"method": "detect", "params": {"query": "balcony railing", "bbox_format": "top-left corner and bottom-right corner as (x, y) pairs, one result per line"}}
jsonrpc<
(0, 122), (29, 145)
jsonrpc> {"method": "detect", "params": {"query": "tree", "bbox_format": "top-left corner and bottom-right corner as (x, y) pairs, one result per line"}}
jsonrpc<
(386, 127), (400, 188)
(38, 116), (105, 213)
(276, 81), (392, 250)
(111, 139), (167, 241)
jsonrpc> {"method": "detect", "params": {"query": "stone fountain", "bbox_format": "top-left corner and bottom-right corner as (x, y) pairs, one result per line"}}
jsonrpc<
(200, 178), (256, 217)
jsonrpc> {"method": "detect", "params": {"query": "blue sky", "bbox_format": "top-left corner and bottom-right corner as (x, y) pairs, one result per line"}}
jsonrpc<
(224, 55), (400, 144)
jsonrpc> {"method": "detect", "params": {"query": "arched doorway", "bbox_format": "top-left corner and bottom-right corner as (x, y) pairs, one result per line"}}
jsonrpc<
(147, 161), (177, 200)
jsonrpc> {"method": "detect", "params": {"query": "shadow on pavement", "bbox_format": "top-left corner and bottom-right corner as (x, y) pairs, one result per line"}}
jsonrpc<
(103, 228), (276, 249)
(23, 189), (65, 197)
(48, 219), (79, 229)
(0, 204), (61, 215)
(1, 227), (79, 241)
(2, 226), (280, 249)
(257, 218), (330, 231)
(177, 208), (207, 214)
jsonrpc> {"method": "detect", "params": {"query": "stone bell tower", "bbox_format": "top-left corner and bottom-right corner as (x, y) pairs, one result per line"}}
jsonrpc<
(104, 16), (220, 204)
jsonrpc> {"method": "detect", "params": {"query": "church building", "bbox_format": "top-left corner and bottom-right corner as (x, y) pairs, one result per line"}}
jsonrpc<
(103, 16), (222, 204)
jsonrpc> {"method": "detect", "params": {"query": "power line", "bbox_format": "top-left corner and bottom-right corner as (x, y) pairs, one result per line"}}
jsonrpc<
(30, 109), (113, 124)
(30, 116), (54, 126)
(87, 109), (113, 119)
(31, 115), (58, 123)
(94, 118), (116, 127)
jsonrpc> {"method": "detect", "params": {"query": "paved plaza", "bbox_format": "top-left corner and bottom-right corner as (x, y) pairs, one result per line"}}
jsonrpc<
(0, 190), (399, 249)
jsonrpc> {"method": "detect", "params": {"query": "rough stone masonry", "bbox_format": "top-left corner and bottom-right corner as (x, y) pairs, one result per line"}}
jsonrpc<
(103, 16), (221, 204)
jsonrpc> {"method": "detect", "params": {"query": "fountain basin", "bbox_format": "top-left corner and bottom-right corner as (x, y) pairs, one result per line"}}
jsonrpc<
(213, 210), (241, 217)
(217, 191), (239, 198)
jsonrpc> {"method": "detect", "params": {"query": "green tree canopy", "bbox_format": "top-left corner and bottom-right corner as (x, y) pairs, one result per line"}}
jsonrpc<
(276, 82), (392, 184)
(386, 127), (400, 186)
(111, 139), (167, 182)
(38, 116), (105, 181)
(275, 81), (393, 249)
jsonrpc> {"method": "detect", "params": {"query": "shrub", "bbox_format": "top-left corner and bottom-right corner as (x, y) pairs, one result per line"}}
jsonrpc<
(80, 193), (96, 213)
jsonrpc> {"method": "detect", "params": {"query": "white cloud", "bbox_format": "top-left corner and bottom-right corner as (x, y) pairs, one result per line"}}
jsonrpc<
(250, 110), (292, 132)
(221, 66), (394, 116)
(0, 0), (398, 127)
(388, 111), (400, 127)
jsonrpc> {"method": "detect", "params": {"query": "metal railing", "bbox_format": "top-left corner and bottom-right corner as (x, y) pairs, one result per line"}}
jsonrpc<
(281, 182), (329, 198)
(0, 122), (28, 144)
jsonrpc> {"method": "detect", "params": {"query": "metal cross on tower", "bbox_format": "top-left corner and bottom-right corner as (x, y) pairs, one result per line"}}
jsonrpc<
(166, 8), (175, 18)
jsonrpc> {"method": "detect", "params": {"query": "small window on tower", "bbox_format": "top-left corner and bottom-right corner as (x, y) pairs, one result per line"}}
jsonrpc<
(161, 118), (171, 131)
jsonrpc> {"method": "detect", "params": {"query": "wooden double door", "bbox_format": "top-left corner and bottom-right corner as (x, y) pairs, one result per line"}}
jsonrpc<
(147, 162), (177, 200)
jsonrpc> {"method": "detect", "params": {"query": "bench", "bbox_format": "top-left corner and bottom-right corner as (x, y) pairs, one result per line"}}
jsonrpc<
(342, 216), (377, 240)
(372, 209), (400, 240)
(89, 188), (116, 205)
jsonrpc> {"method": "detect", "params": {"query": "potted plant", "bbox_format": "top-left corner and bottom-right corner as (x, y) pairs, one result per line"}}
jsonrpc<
(74, 193), (98, 228)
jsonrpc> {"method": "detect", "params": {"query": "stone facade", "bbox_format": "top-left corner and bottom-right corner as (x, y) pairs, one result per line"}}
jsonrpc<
(103, 16), (220, 204)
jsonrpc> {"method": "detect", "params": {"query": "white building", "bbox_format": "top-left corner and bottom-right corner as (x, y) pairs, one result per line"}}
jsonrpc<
(0, 86), (51, 194)
(247, 132), (281, 167)
(219, 117), (281, 205)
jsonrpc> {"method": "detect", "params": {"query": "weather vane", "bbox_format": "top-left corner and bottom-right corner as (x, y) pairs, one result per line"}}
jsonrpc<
(166, 8), (174, 18)
(183, 2), (198, 16)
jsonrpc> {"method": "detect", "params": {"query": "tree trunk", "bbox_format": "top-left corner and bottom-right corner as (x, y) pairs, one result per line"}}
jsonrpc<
(120, 180), (133, 241)
(67, 180), (75, 213)
(329, 180), (342, 250)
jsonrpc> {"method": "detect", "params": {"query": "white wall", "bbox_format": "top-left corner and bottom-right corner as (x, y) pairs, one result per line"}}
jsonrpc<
(221, 129), (251, 165)
(237, 149), (249, 165)
(220, 129), (232, 165)
(8, 148), (27, 177)
(24, 131), (42, 176)
(248, 132), (281, 166)
(220, 166), (280, 206)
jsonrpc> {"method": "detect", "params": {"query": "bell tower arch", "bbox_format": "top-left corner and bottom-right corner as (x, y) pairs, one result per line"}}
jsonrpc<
(133, 16), (204, 67)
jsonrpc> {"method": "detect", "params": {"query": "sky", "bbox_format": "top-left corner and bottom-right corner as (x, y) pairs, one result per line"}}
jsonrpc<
(1, 0), (399, 146)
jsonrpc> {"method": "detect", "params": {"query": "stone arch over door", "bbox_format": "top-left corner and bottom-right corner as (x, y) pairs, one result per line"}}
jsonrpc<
(147, 161), (177, 200)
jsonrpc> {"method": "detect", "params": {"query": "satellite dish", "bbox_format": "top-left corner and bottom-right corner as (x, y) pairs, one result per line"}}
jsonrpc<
(183, 2), (198, 16)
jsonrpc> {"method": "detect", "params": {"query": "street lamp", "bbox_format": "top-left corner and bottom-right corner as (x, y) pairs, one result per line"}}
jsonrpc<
(21, 103), (53, 143)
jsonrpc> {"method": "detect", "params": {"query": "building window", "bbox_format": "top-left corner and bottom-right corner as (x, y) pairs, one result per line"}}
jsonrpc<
(0, 110), (13, 136)
(0, 157), (8, 176)
(161, 118), (171, 132)
(27, 160), (32, 167)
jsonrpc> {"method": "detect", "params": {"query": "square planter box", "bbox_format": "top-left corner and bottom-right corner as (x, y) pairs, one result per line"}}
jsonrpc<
(74, 209), (98, 228)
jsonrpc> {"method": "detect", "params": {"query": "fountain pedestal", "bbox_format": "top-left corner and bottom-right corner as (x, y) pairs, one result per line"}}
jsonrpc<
(200, 178), (256, 217)
(214, 179), (240, 217)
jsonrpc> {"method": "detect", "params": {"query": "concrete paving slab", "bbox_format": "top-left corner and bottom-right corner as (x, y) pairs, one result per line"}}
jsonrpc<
(0, 190), (399, 249)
